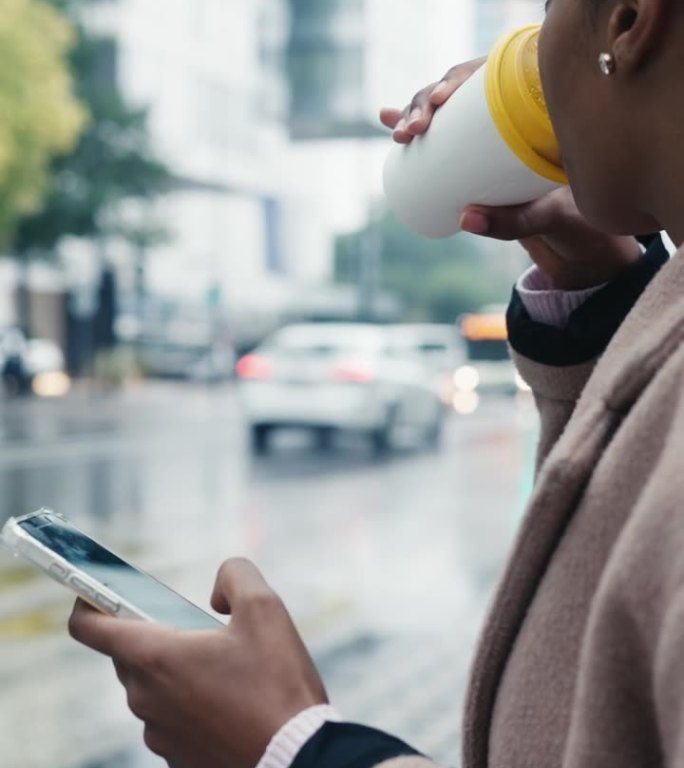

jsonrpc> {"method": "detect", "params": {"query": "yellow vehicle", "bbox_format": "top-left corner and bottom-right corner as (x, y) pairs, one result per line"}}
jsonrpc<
(449, 306), (529, 410)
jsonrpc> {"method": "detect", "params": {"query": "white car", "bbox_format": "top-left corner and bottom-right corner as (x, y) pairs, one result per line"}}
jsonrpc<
(237, 323), (445, 454)
(390, 323), (465, 375)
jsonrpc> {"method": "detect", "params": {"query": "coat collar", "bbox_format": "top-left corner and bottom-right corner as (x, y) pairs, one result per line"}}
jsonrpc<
(462, 248), (684, 768)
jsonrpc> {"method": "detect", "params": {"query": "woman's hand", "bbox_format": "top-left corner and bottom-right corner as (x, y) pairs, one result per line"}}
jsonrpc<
(69, 559), (328, 768)
(379, 57), (486, 144)
(459, 188), (642, 290)
(380, 64), (641, 288)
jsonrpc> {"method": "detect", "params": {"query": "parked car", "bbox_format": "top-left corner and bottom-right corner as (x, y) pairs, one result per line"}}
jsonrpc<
(0, 328), (70, 398)
(236, 323), (445, 455)
(388, 323), (466, 406)
(390, 323), (465, 375)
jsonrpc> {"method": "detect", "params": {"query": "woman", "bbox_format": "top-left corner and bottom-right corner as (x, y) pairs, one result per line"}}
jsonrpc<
(69, 0), (684, 766)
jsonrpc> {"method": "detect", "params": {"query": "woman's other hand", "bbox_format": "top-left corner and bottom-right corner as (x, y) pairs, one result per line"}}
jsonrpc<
(459, 188), (641, 290)
(69, 559), (328, 768)
(379, 57), (487, 144)
(380, 63), (641, 287)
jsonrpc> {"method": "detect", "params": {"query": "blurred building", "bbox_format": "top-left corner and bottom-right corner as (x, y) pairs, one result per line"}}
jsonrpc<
(61, 0), (544, 361)
(81, 0), (334, 352)
(281, 0), (479, 245)
(285, 0), (477, 143)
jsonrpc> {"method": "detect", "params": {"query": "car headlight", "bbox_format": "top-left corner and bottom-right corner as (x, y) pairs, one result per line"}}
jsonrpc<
(452, 391), (479, 415)
(452, 366), (480, 392)
(32, 371), (71, 398)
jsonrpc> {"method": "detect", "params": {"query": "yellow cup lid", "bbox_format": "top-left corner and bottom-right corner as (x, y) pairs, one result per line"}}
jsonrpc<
(485, 25), (568, 184)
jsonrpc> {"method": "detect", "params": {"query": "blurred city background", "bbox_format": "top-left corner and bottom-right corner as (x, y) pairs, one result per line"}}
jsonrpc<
(0, 0), (544, 766)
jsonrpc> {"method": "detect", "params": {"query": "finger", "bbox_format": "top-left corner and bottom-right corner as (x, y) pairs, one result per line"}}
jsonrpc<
(429, 76), (465, 107)
(389, 85), (439, 144)
(459, 197), (561, 241)
(69, 599), (171, 663)
(392, 125), (414, 144)
(429, 57), (488, 106)
(210, 558), (273, 616)
(404, 84), (439, 136)
(379, 107), (403, 130)
(392, 106), (415, 144)
(404, 103), (436, 136)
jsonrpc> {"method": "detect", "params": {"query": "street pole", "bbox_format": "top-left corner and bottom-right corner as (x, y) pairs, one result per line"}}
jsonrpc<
(356, 139), (382, 322)
(357, 217), (381, 322)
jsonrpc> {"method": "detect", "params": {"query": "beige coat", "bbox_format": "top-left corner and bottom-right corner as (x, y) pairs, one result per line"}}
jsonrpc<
(380, 247), (684, 768)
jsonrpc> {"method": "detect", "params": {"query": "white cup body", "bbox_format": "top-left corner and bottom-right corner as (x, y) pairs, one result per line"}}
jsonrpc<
(382, 66), (562, 239)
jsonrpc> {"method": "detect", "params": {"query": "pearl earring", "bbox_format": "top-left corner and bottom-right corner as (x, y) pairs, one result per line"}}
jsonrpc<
(598, 52), (616, 75)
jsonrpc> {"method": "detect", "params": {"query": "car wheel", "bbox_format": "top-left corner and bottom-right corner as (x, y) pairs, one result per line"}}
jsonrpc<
(370, 406), (398, 457)
(314, 427), (335, 452)
(250, 424), (272, 455)
(425, 412), (444, 450)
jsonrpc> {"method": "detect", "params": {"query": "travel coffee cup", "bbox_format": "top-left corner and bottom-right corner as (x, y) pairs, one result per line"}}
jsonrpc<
(383, 25), (569, 239)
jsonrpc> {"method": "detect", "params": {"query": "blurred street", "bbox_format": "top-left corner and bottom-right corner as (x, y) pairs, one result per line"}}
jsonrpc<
(0, 382), (537, 768)
(0, 0), (550, 766)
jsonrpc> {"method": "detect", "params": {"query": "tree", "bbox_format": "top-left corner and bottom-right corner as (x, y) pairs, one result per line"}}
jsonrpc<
(11, 0), (171, 370)
(335, 209), (512, 323)
(0, 0), (86, 248)
(13, 0), (171, 257)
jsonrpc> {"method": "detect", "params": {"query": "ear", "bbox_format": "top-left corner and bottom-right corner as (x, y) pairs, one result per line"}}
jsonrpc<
(608, 0), (670, 73)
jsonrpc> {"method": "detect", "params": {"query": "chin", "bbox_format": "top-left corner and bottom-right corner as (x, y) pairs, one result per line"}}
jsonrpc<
(595, 210), (659, 237)
(585, 210), (642, 236)
(567, 159), (659, 236)
(573, 186), (655, 237)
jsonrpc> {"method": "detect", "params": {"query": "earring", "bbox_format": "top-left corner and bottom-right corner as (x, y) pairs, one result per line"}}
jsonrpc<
(598, 52), (616, 75)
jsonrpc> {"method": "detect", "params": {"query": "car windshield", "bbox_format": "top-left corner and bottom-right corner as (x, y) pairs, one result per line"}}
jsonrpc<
(261, 326), (384, 357)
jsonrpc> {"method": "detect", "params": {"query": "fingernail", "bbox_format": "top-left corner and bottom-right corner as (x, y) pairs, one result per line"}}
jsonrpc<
(394, 118), (407, 133)
(408, 108), (422, 126)
(459, 210), (489, 234)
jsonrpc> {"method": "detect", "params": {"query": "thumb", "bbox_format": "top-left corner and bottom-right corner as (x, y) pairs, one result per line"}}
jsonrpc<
(210, 558), (273, 617)
(459, 196), (561, 241)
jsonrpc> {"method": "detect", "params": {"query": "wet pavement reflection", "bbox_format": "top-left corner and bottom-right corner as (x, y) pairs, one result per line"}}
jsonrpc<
(0, 382), (538, 768)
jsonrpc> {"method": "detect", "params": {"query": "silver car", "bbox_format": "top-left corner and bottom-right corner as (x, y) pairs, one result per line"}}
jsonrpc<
(237, 323), (445, 455)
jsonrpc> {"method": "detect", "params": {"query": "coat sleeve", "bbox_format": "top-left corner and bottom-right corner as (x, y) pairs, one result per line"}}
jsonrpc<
(289, 722), (442, 768)
(510, 351), (597, 471)
(507, 235), (669, 470)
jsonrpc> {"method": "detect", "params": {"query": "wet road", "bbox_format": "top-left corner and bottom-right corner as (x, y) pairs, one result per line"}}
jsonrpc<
(0, 382), (538, 768)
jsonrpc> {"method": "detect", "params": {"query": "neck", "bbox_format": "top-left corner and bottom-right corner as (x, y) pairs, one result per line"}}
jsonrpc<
(637, 101), (684, 247)
(655, 197), (684, 250)
(636, 151), (684, 248)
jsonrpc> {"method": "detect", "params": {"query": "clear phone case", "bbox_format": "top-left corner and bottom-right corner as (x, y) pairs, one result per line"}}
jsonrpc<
(2, 509), (154, 621)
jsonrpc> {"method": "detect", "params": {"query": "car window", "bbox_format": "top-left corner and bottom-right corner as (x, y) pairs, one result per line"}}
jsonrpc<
(417, 342), (448, 354)
(272, 344), (360, 358)
(261, 327), (384, 356)
(383, 344), (419, 359)
(278, 344), (336, 355)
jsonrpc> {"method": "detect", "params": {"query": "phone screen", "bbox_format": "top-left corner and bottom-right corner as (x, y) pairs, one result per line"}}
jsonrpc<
(20, 513), (222, 630)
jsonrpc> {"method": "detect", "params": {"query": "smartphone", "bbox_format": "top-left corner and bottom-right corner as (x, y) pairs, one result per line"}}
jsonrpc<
(1, 509), (223, 630)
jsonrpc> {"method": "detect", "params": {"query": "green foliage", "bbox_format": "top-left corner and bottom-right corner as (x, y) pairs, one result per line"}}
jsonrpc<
(422, 263), (502, 323)
(335, 210), (510, 323)
(0, 0), (86, 248)
(13, 0), (171, 256)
